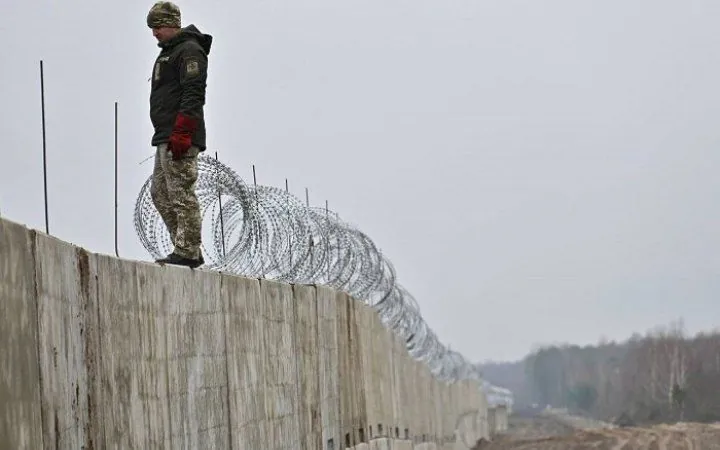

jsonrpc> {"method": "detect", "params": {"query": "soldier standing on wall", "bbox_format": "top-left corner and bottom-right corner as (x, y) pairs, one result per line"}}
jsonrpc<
(146, 1), (212, 268)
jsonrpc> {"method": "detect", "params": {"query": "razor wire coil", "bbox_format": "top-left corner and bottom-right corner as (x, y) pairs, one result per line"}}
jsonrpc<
(134, 153), (483, 383)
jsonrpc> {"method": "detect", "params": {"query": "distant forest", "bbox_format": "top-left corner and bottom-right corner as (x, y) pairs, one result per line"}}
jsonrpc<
(477, 321), (720, 425)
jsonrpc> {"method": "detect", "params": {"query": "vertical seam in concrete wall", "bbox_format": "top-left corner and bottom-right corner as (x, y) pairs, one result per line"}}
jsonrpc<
(78, 249), (94, 450)
(310, 286), (321, 450)
(350, 296), (358, 444)
(93, 275), (107, 447)
(289, 282), (301, 448)
(29, 230), (48, 450)
(257, 278), (275, 444)
(291, 285), (301, 449)
(164, 282), (174, 450)
(221, 275), (234, 450)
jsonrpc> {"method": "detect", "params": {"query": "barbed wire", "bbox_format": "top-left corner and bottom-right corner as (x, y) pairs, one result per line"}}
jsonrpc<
(133, 153), (482, 383)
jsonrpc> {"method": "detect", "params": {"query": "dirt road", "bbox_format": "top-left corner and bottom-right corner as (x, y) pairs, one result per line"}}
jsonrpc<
(477, 415), (720, 449)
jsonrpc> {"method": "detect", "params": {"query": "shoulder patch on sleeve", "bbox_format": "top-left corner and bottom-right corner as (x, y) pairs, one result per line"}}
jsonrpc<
(185, 57), (201, 77)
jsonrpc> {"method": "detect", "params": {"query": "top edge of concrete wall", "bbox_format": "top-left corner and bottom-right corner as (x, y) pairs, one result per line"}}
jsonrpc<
(0, 216), (489, 386)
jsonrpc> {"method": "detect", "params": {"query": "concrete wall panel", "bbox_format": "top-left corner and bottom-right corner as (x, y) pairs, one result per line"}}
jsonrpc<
(164, 266), (228, 449)
(476, 399), (489, 440)
(316, 285), (340, 450)
(335, 291), (353, 447)
(388, 333), (401, 439)
(493, 405), (508, 433)
(34, 233), (91, 449)
(420, 366), (432, 442)
(395, 335), (410, 440)
(408, 360), (418, 442)
(373, 317), (393, 439)
(261, 279), (301, 449)
(349, 300), (367, 444)
(222, 274), (267, 450)
(443, 385), (455, 445)
(486, 407), (496, 436)
(456, 410), (477, 449)
(431, 378), (442, 443)
(408, 360), (420, 442)
(293, 284), (321, 450)
(95, 255), (172, 449)
(412, 358), (422, 441)
(0, 220), (43, 449)
(451, 385), (461, 442)
(357, 304), (376, 439)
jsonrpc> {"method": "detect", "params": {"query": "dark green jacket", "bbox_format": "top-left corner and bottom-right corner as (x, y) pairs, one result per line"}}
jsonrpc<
(150, 24), (212, 150)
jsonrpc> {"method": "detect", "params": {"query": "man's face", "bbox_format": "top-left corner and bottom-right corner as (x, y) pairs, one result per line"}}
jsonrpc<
(152, 26), (178, 43)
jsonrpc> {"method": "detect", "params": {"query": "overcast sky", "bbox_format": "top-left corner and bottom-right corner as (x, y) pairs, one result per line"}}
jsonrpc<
(3, 0), (720, 362)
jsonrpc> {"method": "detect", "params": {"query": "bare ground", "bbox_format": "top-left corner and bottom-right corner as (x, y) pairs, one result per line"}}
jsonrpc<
(475, 415), (720, 449)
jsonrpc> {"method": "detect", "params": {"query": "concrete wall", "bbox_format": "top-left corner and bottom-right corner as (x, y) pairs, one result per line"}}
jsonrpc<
(492, 406), (508, 434)
(0, 217), (494, 449)
(487, 406), (508, 436)
(0, 217), (44, 449)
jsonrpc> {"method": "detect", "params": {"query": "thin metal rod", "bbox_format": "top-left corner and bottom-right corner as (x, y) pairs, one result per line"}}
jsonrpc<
(305, 187), (313, 271)
(252, 164), (257, 190)
(216, 151), (226, 258)
(285, 178), (291, 268)
(252, 164), (263, 278)
(40, 60), (49, 234)
(325, 199), (330, 282)
(114, 101), (119, 257)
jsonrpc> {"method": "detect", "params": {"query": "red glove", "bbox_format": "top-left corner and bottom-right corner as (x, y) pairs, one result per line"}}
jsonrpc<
(168, 113), (197, 160)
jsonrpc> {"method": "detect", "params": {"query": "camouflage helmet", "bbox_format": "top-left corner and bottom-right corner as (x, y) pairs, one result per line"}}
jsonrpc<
(147, 1), (181, 28)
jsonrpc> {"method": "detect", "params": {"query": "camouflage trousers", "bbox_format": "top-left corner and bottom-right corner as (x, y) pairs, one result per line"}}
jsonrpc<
(150, 143), (202, 260)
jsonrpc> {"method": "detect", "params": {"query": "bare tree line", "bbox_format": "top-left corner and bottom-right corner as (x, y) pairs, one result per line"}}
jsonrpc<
(478, 320), (720, 425)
